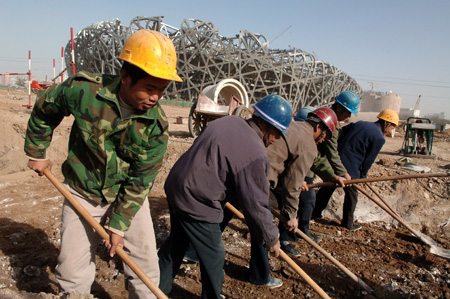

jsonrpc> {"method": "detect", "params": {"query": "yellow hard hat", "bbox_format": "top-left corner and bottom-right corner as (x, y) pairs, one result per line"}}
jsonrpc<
(377, 109), (399, 126)
(117, 29), (183, 82)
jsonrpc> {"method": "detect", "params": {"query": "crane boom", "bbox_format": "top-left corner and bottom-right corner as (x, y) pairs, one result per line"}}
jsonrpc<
(413, 95), (421, 117)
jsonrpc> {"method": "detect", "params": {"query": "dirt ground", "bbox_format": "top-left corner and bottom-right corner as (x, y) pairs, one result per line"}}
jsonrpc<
(0, 89), (449, 299)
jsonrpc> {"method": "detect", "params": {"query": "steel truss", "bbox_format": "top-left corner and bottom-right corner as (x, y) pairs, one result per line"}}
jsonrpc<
(66, 16), (361, 112)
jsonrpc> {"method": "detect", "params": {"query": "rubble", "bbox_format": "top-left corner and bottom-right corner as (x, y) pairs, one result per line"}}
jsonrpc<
(0, 90), (449, 298)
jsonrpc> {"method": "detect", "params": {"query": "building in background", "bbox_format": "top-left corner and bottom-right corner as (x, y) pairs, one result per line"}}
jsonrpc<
(360, 91), (402, 115)
(0, 73), (12, 86)
(425, 112), (446, 119)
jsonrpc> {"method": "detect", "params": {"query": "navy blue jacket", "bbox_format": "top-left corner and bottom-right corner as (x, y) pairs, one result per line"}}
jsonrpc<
(338, 121), (385, 179)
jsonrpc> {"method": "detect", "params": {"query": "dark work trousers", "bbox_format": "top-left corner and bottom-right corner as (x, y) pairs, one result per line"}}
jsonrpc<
(158, 206), (225, 299)
(297, 176), (316, 236)
(312, 185), (337, 219)
(341, 186), (359, 229)
(313, 185), (359, 229)
(270, 188), (297, 243)
(221, 198), (271, 285)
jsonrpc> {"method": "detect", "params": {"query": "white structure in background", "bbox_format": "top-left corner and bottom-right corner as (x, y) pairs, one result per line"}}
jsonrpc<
(0, 73), (12, 85)
(412, 95), (421, 117)
(425, 112), (446, 119)
(67, 16), (362, 112)
(399, 95), (422, 119)
(360, 91), (402, 115)
(351, 92), (401, 138)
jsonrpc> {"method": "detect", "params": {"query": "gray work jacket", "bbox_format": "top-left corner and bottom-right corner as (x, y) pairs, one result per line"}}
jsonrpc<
(165, 116), (279, 249)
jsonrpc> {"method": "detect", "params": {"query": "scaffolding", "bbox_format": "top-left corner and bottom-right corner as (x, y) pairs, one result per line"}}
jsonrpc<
(65, 16), (361, 112)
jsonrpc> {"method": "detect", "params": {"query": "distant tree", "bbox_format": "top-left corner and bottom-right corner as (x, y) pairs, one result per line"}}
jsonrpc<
(16, 77), (27, 88)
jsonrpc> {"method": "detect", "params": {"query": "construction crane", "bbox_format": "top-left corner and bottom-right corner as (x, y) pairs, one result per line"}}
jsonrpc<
(413, 95), (421, 117)
(367, 81), (381, 93)
(269, 25), (292, 44)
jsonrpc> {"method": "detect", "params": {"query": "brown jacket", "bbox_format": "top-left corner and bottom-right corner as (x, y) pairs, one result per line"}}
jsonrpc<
(267, 121), (318, 220)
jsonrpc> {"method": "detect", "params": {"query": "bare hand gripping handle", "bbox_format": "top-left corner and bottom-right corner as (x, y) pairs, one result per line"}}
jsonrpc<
(43, 168), (168, 299)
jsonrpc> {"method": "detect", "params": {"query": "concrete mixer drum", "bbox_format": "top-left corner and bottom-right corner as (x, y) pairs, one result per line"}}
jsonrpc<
(188, 78), (251, 138)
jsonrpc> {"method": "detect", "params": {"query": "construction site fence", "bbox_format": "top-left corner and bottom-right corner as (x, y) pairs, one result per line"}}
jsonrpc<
(0, 85), (28, 92)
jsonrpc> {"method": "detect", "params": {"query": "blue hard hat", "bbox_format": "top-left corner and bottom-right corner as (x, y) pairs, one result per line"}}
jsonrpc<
(253, 95), (293, 135)
(336, 91), (360, 115)
(294, 106), (315, 122)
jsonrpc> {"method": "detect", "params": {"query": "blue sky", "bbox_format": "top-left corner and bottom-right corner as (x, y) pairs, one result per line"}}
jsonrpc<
(1, 0), (449, 117)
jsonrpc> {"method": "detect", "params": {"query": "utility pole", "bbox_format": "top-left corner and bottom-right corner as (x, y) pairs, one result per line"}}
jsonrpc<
(368, 81), (374, 93)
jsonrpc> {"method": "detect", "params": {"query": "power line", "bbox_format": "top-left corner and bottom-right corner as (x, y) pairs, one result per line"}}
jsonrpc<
(394, 93), (450, 100)
(352, 74), (450, 85)
(357, 79), (450, 89)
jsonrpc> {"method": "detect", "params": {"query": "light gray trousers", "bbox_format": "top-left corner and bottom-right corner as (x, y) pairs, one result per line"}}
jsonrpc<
(55, 184), (159, 299)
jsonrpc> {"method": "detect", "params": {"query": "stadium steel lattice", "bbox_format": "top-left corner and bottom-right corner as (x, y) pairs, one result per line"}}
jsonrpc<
(66, 16), (362, 112)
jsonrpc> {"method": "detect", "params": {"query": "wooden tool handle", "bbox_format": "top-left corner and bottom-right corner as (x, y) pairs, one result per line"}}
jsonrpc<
(307, 172), (449, 188)
(225, 202), (331, 299)
(43, 169), (168, 299)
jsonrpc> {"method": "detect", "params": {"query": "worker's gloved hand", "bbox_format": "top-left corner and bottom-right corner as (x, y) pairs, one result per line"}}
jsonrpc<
(284, 218), (298, 232)
(269, 240), (280, 257)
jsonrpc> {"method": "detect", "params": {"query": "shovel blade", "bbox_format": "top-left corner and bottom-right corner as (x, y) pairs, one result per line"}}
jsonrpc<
(410, 228), (450, 259)
(409, 228), (438, 247)
(430, 246), (450, 260)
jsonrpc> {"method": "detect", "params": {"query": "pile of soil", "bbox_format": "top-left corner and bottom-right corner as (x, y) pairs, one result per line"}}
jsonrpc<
(0, 90), (449, 299)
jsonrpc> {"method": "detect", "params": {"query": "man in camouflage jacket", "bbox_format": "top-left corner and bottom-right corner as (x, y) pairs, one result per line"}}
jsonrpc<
(24, 29), (182, 298)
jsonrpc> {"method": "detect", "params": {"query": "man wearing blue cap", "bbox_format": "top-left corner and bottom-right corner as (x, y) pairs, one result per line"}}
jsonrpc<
(158, 95), (293, 298)
(296, 91), (361, 244)
(267, 107), (338, 256)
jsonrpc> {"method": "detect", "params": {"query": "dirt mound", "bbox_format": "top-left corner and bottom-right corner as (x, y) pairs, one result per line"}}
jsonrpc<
(1, 92), (449, 298)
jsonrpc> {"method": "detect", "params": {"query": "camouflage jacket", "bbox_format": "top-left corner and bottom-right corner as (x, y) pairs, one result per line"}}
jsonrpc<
(24, 71), (169, 232)
(307, 125), (347, 179)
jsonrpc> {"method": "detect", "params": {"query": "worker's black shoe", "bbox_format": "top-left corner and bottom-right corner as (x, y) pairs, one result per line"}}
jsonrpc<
(250, 276), (283, 289)
(265, 276), (283, 289)
(308, 233), (322, 242)
(348, 224), (362, 231)
(311, 214), (323, 220)
(281, 242), (301, 257)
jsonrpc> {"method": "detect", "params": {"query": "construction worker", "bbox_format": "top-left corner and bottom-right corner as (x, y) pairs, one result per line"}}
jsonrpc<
(24, 29), (182, 298)
(158, 95), (293, 298)
(267, 107), (338, 256)
(293, 106), (330, 243)
(300, 91), (361, 241)
(312, 109), (399, 231)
